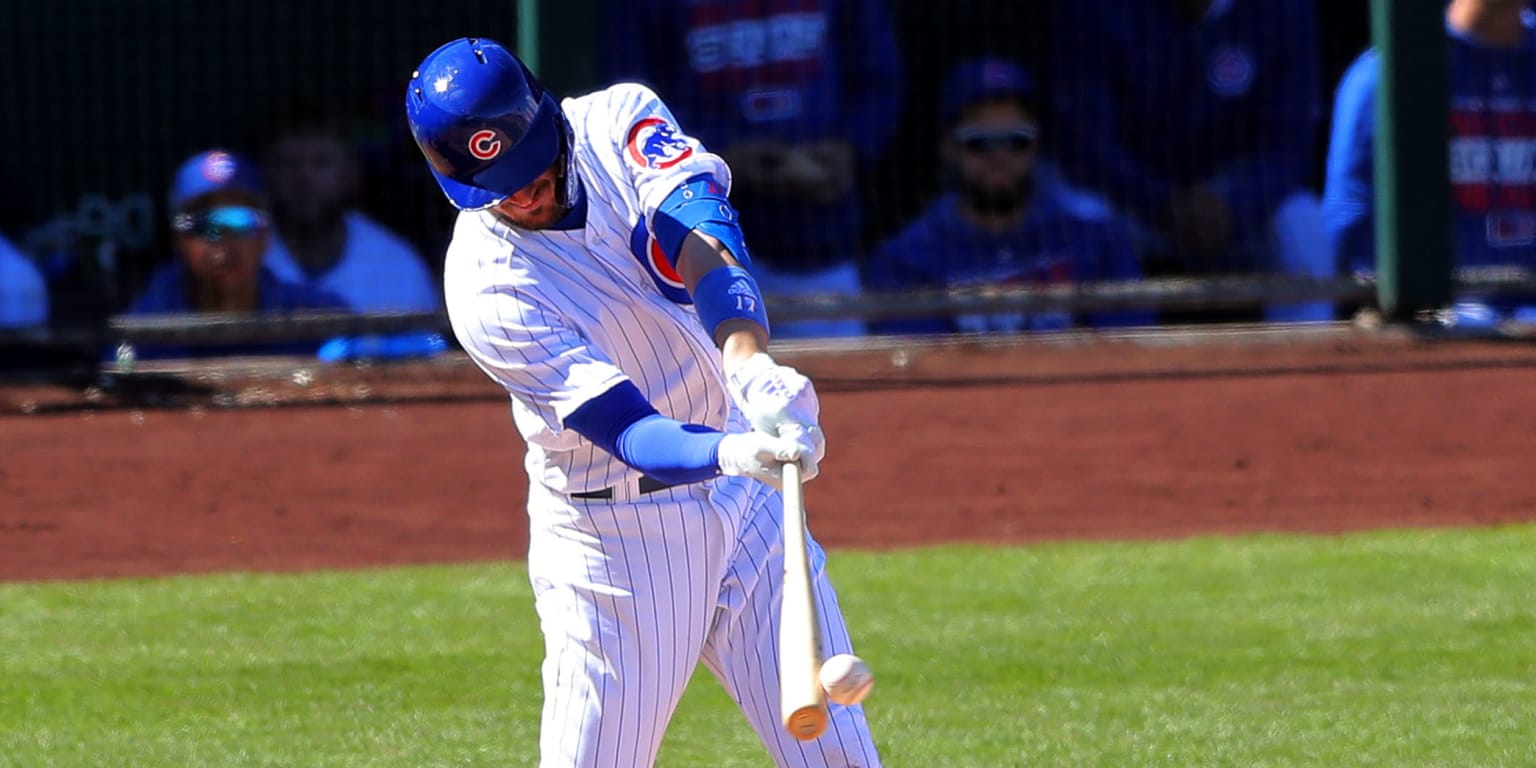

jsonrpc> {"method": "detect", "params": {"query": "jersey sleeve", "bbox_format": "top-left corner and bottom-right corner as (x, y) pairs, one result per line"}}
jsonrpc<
(1323, 50), (1380, 276)
(602, 83), (733, 227)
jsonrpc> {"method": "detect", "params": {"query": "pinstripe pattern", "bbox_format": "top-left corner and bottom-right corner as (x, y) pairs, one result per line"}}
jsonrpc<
(443, 84), (879, 767)
(700, 481), (881, 768)
(527, 480), (879, 767)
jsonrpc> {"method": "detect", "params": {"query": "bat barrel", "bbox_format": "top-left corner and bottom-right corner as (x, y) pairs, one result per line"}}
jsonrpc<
(785, 705), (828, 741)
(778, 461), (828, 741)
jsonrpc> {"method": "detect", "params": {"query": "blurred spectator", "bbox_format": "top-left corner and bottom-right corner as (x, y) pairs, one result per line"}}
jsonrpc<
(601, 0), (904, 338)
(1325, 0), (1536, 327)
(121, 150), (347, 360)
(1049, 0), (1333, 322)
(1, 232), (49, 328)
(866, 58), (1152, 336)
(260, 101), (441, 314)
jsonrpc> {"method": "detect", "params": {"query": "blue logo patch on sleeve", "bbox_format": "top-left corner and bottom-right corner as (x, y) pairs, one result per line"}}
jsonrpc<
(625, 117), (694, 170)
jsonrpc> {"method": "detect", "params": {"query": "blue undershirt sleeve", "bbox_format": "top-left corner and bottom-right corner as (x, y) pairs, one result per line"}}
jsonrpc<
(1323, 51), (1380, 276)
(562, 380), (725, 485)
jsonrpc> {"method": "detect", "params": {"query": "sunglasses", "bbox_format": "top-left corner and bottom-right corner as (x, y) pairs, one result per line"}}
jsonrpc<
(172, 205), (269, 241)
(955, 125), (1039, 154)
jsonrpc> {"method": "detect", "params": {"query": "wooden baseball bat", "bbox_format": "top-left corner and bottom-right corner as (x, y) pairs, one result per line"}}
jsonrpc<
(778, 460), (828, 741)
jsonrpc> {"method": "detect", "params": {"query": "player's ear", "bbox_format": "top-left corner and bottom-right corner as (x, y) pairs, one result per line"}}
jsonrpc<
(502, 185), (541, 210)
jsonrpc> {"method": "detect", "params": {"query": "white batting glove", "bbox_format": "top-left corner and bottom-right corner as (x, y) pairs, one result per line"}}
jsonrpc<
(717, 429), (822, 488)
(776, 423), (826, 478)
(726, 352), (820, 436)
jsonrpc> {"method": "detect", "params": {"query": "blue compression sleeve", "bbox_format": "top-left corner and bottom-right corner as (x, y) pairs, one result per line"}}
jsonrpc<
(563, 381), (725, 485)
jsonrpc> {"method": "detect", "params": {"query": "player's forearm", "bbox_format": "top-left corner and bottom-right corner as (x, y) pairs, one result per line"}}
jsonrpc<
(719, 320), (769, 369)
(657, 172), (772, 363)
(678, 230), (740, 293)
(564, 381), (725, 484)
(678, 231), (770, 364)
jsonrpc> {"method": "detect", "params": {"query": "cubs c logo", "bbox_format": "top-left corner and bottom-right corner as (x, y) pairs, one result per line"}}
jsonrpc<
(647, 233), (685, 288)
(628, 217), (692, 304)
(468, 129), (503, 160)
(201, 151), (238, 183)
(626, 117), (694, 170)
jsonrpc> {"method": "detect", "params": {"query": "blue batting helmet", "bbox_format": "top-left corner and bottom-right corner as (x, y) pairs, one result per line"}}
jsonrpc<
(405, 38), (575, 211)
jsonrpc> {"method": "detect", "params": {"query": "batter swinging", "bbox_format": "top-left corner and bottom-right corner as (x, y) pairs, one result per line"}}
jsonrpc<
(404, 38), (881, 767)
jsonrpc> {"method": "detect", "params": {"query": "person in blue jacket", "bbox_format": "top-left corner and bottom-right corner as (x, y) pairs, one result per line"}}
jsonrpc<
(121, 149), (347, 360)
(1050, 0), (1333, 321)
(1, 231), (48, 329)
(866, 58), (1154, 336)
(1325, 0), (1536, 327)
(600, 0), (904, 338)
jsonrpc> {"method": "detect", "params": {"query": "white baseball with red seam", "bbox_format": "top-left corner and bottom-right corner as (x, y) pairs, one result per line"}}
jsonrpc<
(818, 653), (873, 706)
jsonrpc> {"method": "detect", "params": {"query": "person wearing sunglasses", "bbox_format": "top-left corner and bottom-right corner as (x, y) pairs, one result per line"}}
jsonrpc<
(121, 149), (346, 359)
(865, 58), (1153, 336)
(1326, 0), (1536, 330)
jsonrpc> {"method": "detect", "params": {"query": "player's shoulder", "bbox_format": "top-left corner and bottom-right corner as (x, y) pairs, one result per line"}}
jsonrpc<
(566, 82), (670, 125)
(444, 213), (564, 290)
(442, 214), (552, 322)
(446, 210), (508, 258)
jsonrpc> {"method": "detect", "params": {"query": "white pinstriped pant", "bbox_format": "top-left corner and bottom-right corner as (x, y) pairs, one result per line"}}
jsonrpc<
(526, 475), (881, 767)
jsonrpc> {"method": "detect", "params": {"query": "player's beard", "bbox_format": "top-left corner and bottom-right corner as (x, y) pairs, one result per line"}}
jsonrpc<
(959, 175), (1034, 218)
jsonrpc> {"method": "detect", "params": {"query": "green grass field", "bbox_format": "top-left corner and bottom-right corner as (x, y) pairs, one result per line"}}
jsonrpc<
(4, 526), (1535, 767)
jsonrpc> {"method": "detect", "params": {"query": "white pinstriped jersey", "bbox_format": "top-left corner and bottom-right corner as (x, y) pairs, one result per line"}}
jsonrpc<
(443, 83), (746, 495)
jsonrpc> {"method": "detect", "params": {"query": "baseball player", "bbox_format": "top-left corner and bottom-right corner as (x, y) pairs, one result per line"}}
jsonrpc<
(404, 38), (881, 767)
(1325, 0), (1536, 326)
(867, 57), (1153, 335)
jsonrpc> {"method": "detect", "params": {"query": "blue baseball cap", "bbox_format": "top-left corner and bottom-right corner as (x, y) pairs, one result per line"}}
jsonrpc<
(168, 149), (264, 212)
(941, 58), (1038, 125)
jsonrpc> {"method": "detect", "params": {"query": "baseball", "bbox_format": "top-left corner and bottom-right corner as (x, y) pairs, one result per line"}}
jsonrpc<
(818, 653), (874, 706)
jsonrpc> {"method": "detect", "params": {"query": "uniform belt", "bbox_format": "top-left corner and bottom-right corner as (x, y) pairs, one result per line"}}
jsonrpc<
(570, 475), (676, 500)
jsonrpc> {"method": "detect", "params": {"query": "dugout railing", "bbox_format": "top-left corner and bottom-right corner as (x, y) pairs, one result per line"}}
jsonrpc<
(6, 269), (1536, 382)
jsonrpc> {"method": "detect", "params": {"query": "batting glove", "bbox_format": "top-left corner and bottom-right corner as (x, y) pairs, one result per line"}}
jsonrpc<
(726, 352), (820, 436)
(717, 429), (821, 488)
(777, 423), (826, 477)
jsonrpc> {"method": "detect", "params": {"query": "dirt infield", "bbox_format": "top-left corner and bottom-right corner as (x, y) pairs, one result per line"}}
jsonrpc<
(5, 328), (1536, 582)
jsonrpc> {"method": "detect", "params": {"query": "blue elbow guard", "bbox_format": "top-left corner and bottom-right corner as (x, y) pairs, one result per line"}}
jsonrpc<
(693, 265), (769, 339)
(653, 175), (753, 268)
